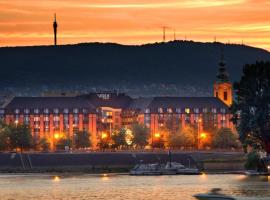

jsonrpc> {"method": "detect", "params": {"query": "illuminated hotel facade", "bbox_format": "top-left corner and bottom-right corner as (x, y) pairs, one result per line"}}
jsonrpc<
(0, 58), (234, 149)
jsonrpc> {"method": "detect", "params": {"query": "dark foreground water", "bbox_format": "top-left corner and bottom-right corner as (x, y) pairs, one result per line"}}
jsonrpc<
(0, 174), (269, 200)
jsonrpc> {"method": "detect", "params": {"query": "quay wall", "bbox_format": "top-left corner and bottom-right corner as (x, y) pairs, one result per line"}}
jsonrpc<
(0, 151), (246, 173)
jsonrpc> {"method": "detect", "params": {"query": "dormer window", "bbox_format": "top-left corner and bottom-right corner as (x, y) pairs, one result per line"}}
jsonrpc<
(24, 109), (30, 114)
(44, 108), (49, 114)
(158, 108), (163, 113)
(14, 109), (20, 114)
(63, 108), (69, 114)
(221, 108), (226, 113)
(194, 108), (199, 114)
(73, 108), (78, 114)
(34, 109), (39, 114)
(145, 108), (150, 114)
(167, 108), (173, 113)
(176, 108), (181, 113)
(53, 108), (59, 114)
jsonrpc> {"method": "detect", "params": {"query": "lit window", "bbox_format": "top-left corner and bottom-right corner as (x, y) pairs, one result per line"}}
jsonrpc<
(34, 117), (40, 122)
(53, 116), (60, 121)
(185, 108), (190, 114)
(44, 116), (49, 121)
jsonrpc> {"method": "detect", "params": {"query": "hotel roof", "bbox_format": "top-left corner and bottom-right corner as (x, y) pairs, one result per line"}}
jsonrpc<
(4, 94), (229, 114)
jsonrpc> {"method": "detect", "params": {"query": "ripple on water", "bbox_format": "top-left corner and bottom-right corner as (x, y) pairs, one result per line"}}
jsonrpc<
(0, 174), (269, 200)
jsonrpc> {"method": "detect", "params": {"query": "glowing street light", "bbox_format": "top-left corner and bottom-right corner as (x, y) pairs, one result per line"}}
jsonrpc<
(54, 133), (60, 140)
(154, 133), (161, 138)
(101, 132), (108, 139)
(200, 133), (207, 140)
(15, 120), (19, 127)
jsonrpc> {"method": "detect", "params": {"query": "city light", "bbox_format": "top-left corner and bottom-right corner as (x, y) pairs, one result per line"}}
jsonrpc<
(54, 133), (60, 139)
(101, 132), (108, 139)
(53, 176), (60, 182)
(200, 133), (207, 139)
(125, 129), (133, 145)
(154, 133), (161, 138)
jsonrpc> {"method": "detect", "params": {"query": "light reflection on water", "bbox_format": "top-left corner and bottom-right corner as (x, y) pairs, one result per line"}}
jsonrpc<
(0, 174), (269, 200)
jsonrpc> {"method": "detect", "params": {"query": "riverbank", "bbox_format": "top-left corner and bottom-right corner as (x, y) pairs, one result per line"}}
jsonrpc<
(0, 151), (246, 173)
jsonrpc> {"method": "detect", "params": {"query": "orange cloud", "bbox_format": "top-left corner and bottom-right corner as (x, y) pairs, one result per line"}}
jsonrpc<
(0, 0), (269, 51)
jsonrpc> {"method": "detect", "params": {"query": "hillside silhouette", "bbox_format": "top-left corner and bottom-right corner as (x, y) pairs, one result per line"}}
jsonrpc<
(1, 41), (270, 96)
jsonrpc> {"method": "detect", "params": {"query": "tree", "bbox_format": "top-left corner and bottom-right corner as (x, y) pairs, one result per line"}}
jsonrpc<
(0, 121), (10, 151)
(111, 128), (127, 149)
(168, 125), (197, 149)
(131, 122), (149, 148)
(168, 133), (186, 149)
(38, 137), (50, 151)
(212, 128), (239, 149)
(232, 62), (270, 153)
(55, 138), (72, 150)
(9, 124), (32, 151)
(74, 130), (91, 149)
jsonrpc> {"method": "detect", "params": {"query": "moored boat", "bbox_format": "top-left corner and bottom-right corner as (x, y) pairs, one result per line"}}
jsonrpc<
(129, 163), (162, 175)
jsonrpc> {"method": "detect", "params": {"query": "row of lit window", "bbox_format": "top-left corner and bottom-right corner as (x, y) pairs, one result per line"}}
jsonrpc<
(145, 107), (226, 114)
(13, 108), (88, 114)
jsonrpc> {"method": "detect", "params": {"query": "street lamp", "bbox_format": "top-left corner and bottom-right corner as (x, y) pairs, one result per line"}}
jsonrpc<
(197, 118), (202, 149)
(15, 120), (19, 128)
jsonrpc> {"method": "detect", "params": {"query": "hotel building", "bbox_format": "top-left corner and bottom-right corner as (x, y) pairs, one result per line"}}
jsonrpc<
(0, 57), (233, 149)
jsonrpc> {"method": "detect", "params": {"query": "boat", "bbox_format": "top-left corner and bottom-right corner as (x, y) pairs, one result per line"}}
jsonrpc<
(194, 188), (236, 200)
(163, 162), (201, 175)
(129, 163), (162, 175)
(130, 162), (201, 175)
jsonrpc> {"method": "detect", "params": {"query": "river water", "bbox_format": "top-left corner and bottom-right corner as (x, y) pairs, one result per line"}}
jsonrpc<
(0, 174), (269, 200)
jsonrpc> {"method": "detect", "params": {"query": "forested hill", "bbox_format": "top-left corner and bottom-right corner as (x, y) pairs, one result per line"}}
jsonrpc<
(0, 41), (270, 96)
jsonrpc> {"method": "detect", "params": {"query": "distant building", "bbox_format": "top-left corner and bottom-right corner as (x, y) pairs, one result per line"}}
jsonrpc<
(0, 56), (234, 149)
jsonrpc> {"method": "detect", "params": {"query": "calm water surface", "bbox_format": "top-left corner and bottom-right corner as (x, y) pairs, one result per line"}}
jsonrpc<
(0, 174), (269, 200)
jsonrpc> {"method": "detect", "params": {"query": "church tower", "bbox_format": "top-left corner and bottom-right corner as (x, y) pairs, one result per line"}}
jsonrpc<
(53, 14), (58, 46)
(213, 50), (233, 106)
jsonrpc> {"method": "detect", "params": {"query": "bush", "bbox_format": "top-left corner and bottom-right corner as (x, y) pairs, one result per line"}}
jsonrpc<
(245, 151), (260, 170)
(56, 138), (72, 150)
(39, 138), (50, 151)
(212, 128), (239, 149)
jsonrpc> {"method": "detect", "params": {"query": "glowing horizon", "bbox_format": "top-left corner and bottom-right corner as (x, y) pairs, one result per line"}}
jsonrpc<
(0, 0), (270, 51)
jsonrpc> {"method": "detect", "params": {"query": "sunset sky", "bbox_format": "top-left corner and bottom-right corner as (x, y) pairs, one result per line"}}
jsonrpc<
(0, 0), (270, 50)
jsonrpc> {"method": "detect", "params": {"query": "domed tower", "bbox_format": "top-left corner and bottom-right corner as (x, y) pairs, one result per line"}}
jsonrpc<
(213, 50), (233, 106)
